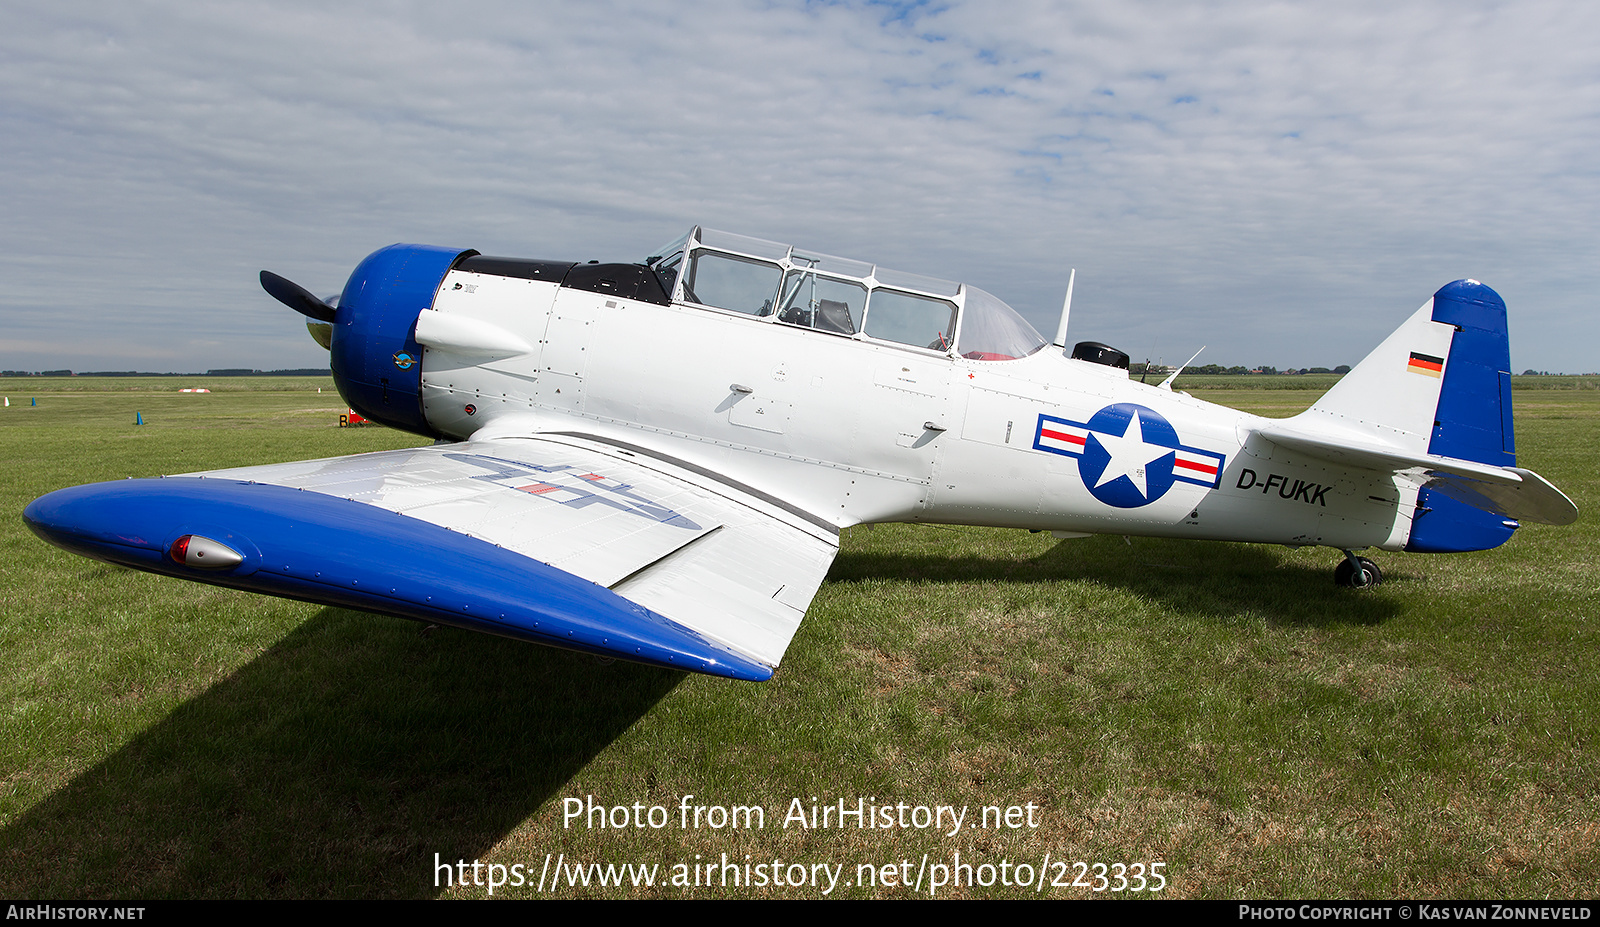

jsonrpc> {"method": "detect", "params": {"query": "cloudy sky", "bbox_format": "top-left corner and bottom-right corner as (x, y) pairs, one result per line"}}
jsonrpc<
(3, 1), (1596, 373)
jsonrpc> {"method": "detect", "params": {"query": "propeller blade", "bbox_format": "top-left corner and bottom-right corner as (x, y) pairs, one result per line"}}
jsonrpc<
(260, 270), (337, 323)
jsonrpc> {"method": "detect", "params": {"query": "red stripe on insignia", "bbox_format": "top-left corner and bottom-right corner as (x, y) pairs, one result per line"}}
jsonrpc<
(1174, 458), (1217, 475)
(1040, 428), (1085, 446)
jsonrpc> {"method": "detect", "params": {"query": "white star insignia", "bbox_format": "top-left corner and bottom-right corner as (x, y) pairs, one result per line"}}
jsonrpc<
(1090, 411), (1171, 500)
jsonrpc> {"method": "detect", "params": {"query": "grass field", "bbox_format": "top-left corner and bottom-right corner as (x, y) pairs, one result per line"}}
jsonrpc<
(1, 376), (1595, 898)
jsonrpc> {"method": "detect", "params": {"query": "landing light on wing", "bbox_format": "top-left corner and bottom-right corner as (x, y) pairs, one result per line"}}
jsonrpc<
(168, 534), (244, 570)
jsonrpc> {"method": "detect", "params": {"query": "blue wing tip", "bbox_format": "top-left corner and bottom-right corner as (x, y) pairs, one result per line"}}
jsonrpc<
(24, 478), (778, 682)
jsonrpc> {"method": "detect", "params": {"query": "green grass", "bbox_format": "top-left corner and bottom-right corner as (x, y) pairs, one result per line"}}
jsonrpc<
(1, 378), (1596, 898)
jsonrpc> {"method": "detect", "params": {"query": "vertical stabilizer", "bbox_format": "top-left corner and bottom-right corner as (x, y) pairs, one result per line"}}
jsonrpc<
(1293, 293), (1455, 454)
(1291, 280), (1517, 553)
(1410, 280), (1517, 552)
(1293, 280), (1513, 467)
(1424, 280), (1515, 468)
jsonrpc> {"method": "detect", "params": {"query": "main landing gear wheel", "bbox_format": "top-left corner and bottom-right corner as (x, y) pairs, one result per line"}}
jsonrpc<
(1334, 553), (1382, 589)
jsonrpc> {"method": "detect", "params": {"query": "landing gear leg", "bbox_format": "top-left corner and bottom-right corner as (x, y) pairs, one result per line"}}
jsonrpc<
(1334, 550), (1382, 588)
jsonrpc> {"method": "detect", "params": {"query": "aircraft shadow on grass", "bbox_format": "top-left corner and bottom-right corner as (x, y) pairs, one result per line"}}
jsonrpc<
(826, 534), (1406, 628)
(0, 607), (682, 899)
(4, 535), (1400, 898)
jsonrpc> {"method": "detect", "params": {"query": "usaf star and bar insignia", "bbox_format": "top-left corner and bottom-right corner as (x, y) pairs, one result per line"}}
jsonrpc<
(1033, 403), (1226, 509)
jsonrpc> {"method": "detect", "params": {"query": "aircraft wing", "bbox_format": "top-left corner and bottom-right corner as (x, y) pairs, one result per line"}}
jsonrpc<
(1253, 422), (1578, 526)
(24, 433), (839, 680)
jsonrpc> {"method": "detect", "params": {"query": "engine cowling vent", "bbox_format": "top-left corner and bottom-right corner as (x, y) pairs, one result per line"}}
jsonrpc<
(1071, 341), (1130, 369)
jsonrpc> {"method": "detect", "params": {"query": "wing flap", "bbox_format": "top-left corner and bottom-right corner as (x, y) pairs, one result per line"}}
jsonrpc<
(611, 515), (837, 668)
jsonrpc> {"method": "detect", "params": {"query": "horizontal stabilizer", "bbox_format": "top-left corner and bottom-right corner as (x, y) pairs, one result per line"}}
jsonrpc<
(1255, 421), (1521, 484)
(1423, 468), (1578, 527)
(1252, 423), (1576, 526)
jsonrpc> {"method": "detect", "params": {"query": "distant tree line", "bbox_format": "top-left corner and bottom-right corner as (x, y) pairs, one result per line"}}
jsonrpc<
(1128, 363), (1352, 376)
(199, 368), (331, 377)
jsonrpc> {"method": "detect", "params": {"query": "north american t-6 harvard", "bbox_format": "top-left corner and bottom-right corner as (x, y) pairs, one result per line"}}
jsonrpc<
(26, 225), (1578, 679)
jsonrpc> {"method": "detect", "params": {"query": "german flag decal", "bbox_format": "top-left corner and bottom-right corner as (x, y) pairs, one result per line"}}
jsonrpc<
(1407, 351), (1444, 378)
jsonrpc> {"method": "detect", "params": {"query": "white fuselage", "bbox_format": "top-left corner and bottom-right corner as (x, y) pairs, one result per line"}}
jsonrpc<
(415, 269), (1418, 553)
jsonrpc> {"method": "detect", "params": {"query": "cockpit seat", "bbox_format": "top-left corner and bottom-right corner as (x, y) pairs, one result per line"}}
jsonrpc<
(779, 298), (856, 335)
(814, 298), (855, 335)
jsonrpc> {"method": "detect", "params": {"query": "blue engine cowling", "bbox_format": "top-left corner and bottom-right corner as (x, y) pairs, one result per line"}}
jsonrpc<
(331, 243), (474, 437)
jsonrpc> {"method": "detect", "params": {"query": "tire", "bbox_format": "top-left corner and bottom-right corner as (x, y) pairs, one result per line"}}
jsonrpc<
(1334, 557), (1382, 588)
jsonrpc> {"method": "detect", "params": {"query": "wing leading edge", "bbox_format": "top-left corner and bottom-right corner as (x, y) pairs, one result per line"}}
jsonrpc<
(24, 434), (840, 680)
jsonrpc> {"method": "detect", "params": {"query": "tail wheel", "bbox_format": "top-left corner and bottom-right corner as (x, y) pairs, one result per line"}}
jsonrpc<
(1334, 556), (1382, 589)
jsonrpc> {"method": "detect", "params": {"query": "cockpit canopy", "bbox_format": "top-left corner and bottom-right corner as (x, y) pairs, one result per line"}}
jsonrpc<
(646, 227), (1048, 361)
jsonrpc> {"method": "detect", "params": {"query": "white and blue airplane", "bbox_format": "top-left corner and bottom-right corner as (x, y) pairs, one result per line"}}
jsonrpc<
(24, 226), (1578, 680)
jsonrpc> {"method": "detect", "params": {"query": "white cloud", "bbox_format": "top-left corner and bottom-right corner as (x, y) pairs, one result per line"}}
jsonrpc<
(0, 0), (1595, 372)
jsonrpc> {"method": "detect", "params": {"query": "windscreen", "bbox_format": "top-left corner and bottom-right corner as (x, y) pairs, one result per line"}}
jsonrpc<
(957, 286), (1048, 360)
